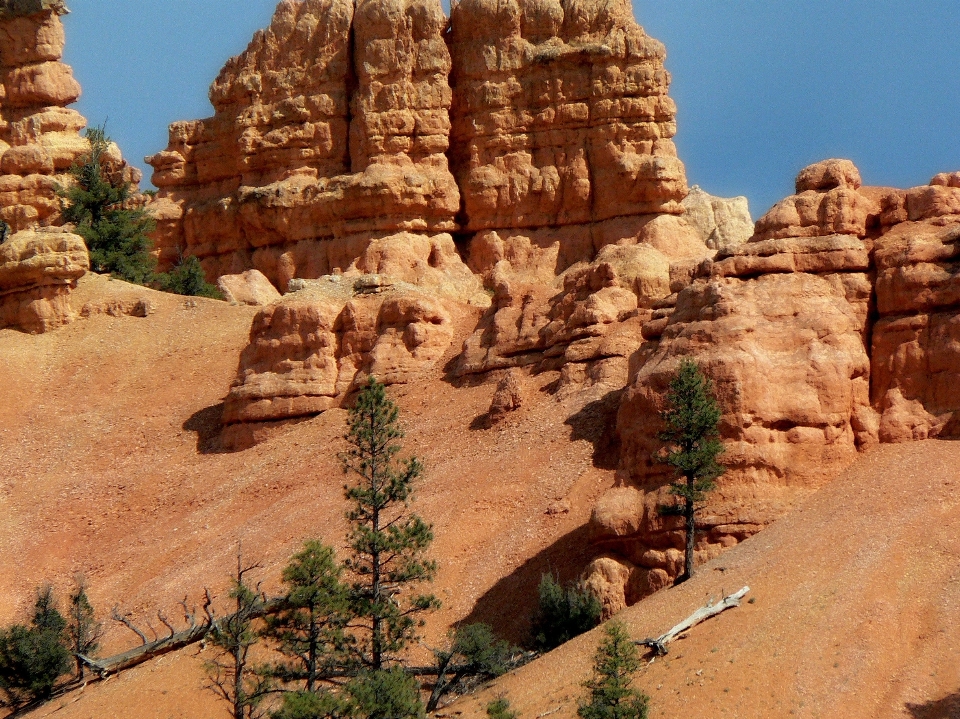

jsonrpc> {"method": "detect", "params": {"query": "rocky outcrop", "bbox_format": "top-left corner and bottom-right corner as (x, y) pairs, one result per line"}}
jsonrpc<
(449, 0), (686, 234)
(0, 225), (88, 332)
(146, 0), (460, 289)
(681, 185), (753, 254)
(222, 274), (461, 449)
(871, 176), (960, 442)
(0, 0), (140, 234)
(585, 159), (877, 603)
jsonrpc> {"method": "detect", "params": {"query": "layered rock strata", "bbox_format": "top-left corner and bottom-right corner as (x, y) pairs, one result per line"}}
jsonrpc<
(583, 159), (960, 615)
(146, 0), (460, 289)
(0, 226), (88, 332)
(222, 275), (460, 449)
(0, 0), (139, 233)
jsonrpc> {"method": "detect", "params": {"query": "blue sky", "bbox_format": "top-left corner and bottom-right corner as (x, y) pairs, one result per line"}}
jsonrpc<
(62, 1), (960, 217)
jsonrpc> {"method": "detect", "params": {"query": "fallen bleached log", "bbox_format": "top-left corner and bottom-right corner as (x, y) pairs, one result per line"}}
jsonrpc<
(636, 586), (750, 656)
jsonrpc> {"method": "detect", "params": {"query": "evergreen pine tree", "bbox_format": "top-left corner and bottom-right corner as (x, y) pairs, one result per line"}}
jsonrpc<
(59, 126), (156, 284)
(344, 667), (424, 719)
(0, 586), (71, 707)
(66, 578), (103, 679)
(659, 359), (725, 583)
(577, 622), (648, 719)
(340, 377), (438, 672)
(262, 540), (349, 693)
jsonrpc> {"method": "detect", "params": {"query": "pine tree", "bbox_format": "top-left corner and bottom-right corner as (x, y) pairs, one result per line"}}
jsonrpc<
(66, 577), (103, 679)
(59, 126), (156, 284)
(206, 555), (272, 719)
(0, 586), (71, 707)
(659, 359), (725, 583)
(531, 574), (602, 651)
(340, 377), (439, 672)
(427, 623), (519, 711)
(261, 540), (349, 693)
(577, 622), (648, 719)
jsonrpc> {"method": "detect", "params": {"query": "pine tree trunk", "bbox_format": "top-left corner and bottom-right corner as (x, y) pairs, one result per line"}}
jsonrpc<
(681, 474), (695, 583)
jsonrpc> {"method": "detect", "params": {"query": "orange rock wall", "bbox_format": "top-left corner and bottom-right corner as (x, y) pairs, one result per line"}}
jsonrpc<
(146, 0), (689, 294)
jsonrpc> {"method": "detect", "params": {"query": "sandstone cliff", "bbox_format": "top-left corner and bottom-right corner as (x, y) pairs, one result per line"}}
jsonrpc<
(0, 0), (146, 331)
(584, 159), (960, 614)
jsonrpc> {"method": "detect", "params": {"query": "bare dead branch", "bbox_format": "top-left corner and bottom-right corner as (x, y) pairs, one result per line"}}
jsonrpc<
(157, 611), (177, 639)
(111, 606), (148, 645)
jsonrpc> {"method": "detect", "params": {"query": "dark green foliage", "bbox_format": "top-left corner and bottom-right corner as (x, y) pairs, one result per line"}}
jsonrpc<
(0, 586), (71, 707)
(487, 697), (518, 719)
(206, 558), (272, 719)
(344, 668), (424, 719)
(59, 126), (156, 284)
(427, 623), (520, 710)
(271, 690), (347, 719)
(531, 575), (602, 651)
(66, 578), (102, 678)
(577, 623), (648, 719)
(340, 377), (438, 671)
(262, 541), (350, 692)
(157, 255), (221, 298)
(658, 359), (725, 582)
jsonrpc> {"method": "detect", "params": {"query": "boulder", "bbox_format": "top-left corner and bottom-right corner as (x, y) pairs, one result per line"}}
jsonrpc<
(0, 226), (88, 332)
(217, 270), (281, 306)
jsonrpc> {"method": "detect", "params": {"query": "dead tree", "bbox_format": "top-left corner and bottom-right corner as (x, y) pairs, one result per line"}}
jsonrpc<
(637, 586), (750, 656)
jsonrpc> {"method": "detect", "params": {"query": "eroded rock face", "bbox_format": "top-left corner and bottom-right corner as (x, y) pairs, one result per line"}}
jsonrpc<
(586, 160), (878, 600)
(0, 1), (140, 234)
(871, 183), (960, 442)
(146, 0), (460, 289)
(0, 226), (88, 332)
(221, 275), (459, 449)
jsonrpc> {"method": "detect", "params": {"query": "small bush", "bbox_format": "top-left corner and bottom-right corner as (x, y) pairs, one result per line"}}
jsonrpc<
(345, 668), (424, 719)
(531, 575), (602, 651)
(271, 690), (347, 719)
(0, 587), (71, 707)
(578, 622), (648, 719)
(157, 255), (221, 299)
(487, 697), (518, 719)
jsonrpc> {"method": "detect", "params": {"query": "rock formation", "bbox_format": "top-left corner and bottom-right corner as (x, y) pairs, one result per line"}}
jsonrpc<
(0, 226), (88, 332)
(583, 159), (960, 614)
(221, 274), (461, 449)
(146, 0), (460, 291)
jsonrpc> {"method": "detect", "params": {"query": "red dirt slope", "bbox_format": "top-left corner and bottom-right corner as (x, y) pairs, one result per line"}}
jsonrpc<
(0, 273), (616, 718)
(448, 439), (960, 719)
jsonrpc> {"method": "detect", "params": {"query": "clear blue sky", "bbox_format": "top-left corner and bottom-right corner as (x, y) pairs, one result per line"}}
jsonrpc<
(62, 0), (960, 217)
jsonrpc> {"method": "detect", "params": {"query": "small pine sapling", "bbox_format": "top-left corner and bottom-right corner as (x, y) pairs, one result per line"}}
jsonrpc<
(66, 577), (103, 679)
(578, 622), (649, 719)
(487, 697), (518, 719)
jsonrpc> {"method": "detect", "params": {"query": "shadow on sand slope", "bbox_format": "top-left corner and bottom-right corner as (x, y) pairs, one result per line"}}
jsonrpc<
(906, 692), (960, 719)
(458, 523), (595, 646)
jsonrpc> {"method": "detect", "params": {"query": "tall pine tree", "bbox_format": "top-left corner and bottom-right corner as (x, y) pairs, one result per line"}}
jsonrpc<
(659, 359), (725, 583)
(340, 377), (438, 672)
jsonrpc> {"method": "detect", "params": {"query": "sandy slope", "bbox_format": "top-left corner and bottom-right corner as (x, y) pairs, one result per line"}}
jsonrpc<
(447, 439), (960, 719)
(0, 274), (616, 718)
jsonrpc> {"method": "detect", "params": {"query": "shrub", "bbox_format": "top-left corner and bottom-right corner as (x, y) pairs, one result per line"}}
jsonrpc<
(0, 586), (71, 707)
(156, 255), (221, 298)
(345, 667), (424, 719)
(487, 697), (518, 719)
(531, 575), (602, 651)
(578, 622), (648, 719)
(271, 690), (347, 719)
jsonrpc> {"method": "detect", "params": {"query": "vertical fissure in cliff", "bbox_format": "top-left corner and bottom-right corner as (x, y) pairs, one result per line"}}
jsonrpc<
(345, 8), (358, 175)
